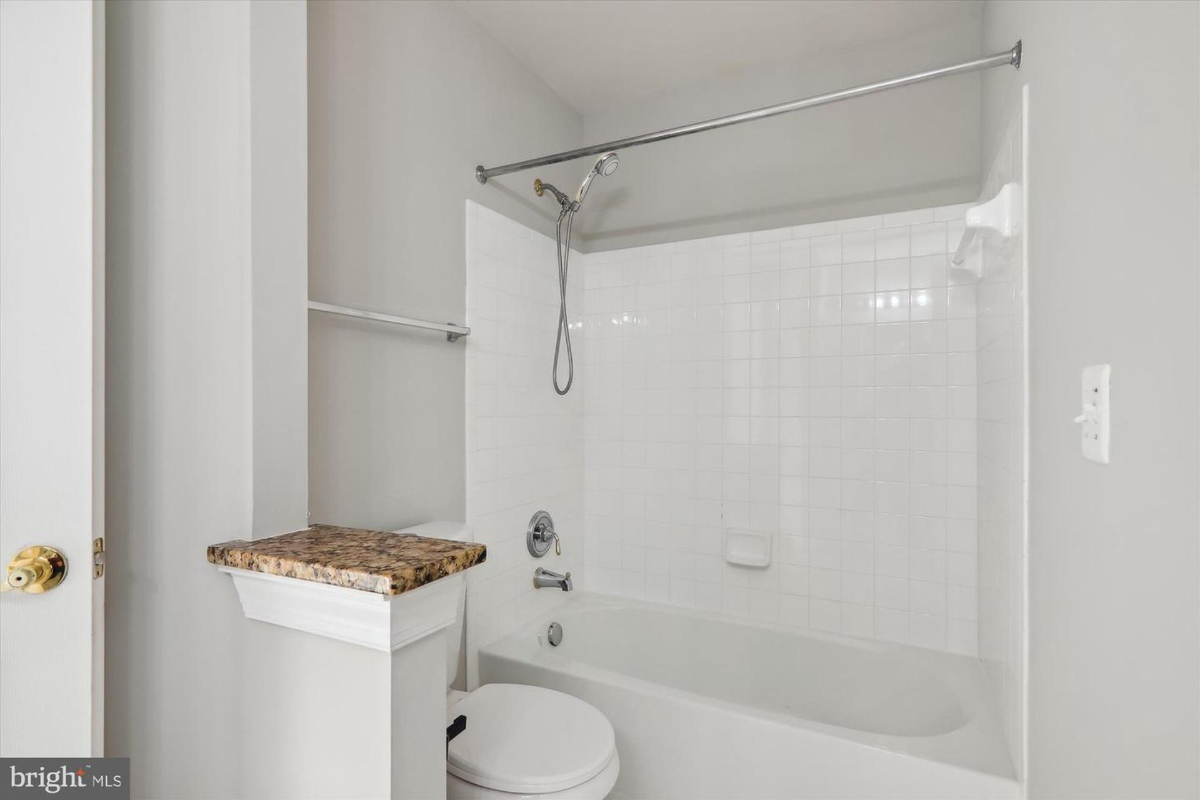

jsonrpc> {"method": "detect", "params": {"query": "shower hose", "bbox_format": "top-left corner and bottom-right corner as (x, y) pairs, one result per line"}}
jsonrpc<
(552, 205), (577, 395)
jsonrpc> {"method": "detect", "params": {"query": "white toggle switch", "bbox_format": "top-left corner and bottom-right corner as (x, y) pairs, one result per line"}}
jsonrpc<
(1076, 364), (1111, 464)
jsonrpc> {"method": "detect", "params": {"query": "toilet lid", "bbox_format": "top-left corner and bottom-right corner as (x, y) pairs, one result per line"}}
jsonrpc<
(447, 683), (616, 794)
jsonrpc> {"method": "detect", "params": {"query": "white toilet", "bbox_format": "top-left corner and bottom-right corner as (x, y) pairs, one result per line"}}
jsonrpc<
(398, 523), (620, 800)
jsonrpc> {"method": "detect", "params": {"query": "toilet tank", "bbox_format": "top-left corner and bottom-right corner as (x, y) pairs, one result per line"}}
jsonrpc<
(392, 521), (472, 689)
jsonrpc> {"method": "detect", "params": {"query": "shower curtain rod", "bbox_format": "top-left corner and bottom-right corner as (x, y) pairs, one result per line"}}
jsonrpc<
(475, 41), (1021, 184)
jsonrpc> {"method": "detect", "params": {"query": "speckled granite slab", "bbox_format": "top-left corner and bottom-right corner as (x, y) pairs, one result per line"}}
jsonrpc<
(206, 524), (486, 595)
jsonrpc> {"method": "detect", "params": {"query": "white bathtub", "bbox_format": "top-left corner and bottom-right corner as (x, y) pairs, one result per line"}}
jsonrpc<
(478, 594), (1017, 799)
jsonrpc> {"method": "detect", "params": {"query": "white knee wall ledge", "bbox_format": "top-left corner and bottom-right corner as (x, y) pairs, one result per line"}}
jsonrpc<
(220, 567), (463, 651)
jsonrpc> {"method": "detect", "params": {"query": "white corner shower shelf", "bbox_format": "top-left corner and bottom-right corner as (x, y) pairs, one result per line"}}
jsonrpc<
(951, 182), (1023, 279)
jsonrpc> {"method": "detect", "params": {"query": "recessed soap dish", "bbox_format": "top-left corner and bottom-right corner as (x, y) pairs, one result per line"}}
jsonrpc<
(725, 530), (771, 568)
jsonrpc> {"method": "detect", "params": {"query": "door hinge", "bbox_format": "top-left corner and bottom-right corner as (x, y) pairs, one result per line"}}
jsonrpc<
(92, 537), (105, 579)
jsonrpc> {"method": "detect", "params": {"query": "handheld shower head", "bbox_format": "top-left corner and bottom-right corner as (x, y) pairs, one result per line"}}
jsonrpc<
(575, 152), (619, 206)
(596, 152), (620, 176)
(539, 151), (621, 396)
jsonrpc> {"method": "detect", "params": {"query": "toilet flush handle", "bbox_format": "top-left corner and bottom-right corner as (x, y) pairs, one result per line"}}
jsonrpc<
(446, 714), (467, 752)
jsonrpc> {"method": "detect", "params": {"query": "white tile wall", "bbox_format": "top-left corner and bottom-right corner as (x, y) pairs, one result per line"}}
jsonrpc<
(464, 201), (585, 686)
(465, 185), (1019, 764)
(977, 93), (1028, 776)
(580, 207), (979, 654)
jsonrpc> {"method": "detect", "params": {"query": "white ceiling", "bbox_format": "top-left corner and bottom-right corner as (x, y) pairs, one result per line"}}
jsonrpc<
(460, 0), (984, 116)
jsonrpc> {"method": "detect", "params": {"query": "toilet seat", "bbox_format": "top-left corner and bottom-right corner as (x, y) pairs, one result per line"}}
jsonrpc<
(447, 684), (616, 795)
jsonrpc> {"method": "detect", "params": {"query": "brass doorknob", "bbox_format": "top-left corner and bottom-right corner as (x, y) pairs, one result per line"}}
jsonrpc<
(1, 546), (67, 593)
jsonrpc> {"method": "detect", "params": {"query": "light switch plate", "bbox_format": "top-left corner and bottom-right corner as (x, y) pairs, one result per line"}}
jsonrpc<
(1080, 364), (1111, 464)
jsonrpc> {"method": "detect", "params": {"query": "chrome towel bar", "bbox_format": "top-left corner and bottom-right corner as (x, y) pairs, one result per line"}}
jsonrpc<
(307, 300), (470, 342)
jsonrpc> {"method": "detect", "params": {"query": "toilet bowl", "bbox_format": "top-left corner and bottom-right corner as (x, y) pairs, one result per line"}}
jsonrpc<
(396, 523), (619, 800)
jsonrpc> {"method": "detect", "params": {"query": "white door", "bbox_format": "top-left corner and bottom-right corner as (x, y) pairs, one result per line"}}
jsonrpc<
(0, 0), (105, 757)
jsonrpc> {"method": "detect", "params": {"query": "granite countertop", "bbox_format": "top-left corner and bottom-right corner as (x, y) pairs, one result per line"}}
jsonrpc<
(206, 524), (486, 595)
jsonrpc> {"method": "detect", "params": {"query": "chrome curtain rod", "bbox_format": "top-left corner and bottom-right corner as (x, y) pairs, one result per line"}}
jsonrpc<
(476, 41), (1021, 184)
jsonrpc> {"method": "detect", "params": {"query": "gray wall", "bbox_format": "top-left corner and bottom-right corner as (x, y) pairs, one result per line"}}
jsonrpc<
(106, 2), (581, 795)
(252, 0), (309, 538)
(574, 19), (986, 251)
(982, 2), (1200, 797)
(105, 2), (1200, 797)
(107, 3), (336, 798)
(106, 2), (251, 795)
(307, 0), (583, 530)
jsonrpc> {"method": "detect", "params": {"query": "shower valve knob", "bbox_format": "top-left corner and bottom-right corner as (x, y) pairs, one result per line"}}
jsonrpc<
(527, 510), (560, 558)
